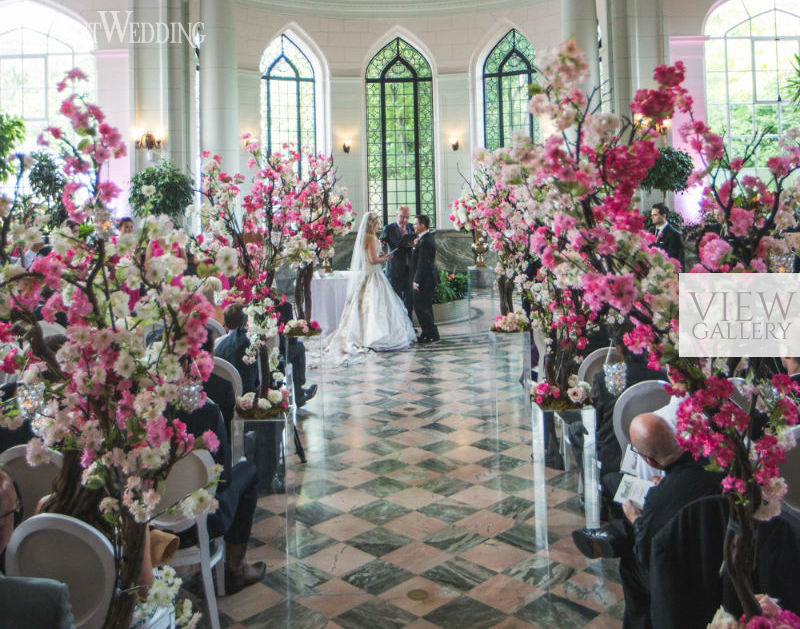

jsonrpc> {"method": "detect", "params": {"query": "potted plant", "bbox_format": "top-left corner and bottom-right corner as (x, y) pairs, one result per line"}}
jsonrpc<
(129, 159), (194, 227)
(432, 269), (468, 323)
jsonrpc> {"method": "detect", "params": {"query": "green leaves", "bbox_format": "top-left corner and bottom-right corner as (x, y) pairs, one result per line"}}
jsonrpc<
(129, 160), (194, 225)
(640, 146), (694, 194)
(0, 113), (25, 183)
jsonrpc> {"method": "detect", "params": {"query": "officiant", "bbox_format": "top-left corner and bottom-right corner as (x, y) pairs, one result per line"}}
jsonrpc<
(380, 205), (415, 318)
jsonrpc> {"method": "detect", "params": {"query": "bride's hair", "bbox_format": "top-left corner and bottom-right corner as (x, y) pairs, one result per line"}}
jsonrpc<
(365, 212), (381, 235)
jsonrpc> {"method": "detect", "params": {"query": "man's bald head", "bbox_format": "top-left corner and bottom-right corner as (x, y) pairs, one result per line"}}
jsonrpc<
(0, 468), (17, 553)
(629, 413), (683, 469)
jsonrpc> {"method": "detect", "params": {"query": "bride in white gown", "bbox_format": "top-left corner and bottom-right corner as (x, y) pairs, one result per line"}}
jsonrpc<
(322, 211), (416, 363)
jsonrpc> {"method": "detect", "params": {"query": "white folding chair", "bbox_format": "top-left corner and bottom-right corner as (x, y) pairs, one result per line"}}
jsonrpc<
(780, 425), (800, 519)
(612, 380), (671, 450)
(577, 347), (623, 384)
(206, 319), (226, 342)
(212, 357), (242, 400)
(0, 444), (63, 521)
(6, 513), (115, 629)
(151, 450), (224, 629)
(38, 321), (66, 338)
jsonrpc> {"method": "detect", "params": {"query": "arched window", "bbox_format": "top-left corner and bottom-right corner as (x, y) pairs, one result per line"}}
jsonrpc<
(366, 37), (435, 225)
(0, 0), (95, 149)
(482, 29), (537, 150)
(704, 0), (800, 168)
(260, 33), (317, 156)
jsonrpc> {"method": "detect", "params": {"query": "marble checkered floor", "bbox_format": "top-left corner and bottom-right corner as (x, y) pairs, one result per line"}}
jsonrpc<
(212, 332), (624, 629)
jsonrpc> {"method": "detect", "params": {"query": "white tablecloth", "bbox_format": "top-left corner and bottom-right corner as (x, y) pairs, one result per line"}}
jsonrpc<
(311, 271), (353, 334)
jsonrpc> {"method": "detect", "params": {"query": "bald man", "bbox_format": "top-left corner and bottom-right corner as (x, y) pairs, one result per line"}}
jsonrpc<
(572, 413), (723, 629)
(0, 469), (75, 629)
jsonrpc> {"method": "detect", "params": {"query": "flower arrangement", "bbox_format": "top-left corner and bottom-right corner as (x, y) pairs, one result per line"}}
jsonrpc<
(532, 374), (592, 410)
(708, 596), (800, 629)
(470, 37), (800, 620)
(235, 389), (289, 419)
(0, 69), (217, 627)
(279, 318), (321, 337)
(491, 310), (530, 332)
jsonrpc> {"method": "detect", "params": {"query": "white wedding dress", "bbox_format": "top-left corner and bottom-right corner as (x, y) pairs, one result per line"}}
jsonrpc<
(321, 215), (416, 364)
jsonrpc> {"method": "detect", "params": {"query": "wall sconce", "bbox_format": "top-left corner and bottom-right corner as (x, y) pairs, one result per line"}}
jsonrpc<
(135, 132), (162, 151)
(342, 139), (352, 154)
(450, 137), (459, 151)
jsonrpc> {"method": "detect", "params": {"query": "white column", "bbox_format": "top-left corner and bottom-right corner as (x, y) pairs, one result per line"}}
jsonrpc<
(561, 0), (601, 91)
(199, 0), (239, 172)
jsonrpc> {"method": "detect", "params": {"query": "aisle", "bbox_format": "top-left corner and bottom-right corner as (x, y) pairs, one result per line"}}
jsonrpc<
(217, 333), (624, 629)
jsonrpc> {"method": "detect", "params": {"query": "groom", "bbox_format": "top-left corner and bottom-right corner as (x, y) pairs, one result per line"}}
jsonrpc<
(380, 205), (415, 317)
(411, 214), (440, 343)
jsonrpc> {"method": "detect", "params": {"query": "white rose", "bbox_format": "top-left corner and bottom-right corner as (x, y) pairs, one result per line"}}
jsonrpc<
(141, 184), (157, 197)
(267, 390), (283, 405)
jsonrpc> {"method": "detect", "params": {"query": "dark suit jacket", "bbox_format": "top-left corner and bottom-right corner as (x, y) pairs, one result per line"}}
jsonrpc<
(203, 373), (235, 437)
(411, 231), (439, 291)
(380, 223), (415, 281)
(0, 573), (75, 629)
(654, 223), (683, 265)
(177, 400), (231, 485)
(215, 328), (258, 394)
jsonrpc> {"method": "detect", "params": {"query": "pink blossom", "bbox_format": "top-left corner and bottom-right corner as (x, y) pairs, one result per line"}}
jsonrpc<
(201, 429), (220, 453)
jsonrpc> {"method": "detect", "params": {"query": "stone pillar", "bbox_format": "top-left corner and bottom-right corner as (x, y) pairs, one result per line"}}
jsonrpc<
(561, 0), (601, 91)
(199, 0), (239, 172)
(165, 0), (192, 171)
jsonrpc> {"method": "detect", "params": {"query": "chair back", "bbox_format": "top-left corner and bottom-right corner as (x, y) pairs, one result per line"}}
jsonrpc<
(151, 450), (216, 533)
(728, 377), (754, 414)
(0, 444), (63, 520)
(531, 328), (546, 378)
(206, 319), (226, 342)
(38, 321), (66, 338)
(6, 513), (115, 629)
(612, 380), (671, 449)
(780, 425), (800, 518)
(577, 347), (623, 384)
(212, 356), (242, 400)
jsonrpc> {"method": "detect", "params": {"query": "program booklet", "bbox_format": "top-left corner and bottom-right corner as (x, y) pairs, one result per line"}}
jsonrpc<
(613, 474), (655, 509)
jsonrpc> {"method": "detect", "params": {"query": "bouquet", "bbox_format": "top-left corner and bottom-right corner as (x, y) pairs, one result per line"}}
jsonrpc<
(708, 596), (800, 629)
(491, 310), (530, 332)
(279, 319), (322, 337)
(235, 389), (289, 419)
(532, 375), (591, 410)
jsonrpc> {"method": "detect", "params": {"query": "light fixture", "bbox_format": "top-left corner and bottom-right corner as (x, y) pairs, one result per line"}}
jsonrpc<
(342, 139), (352, 154)
(450, 137), (459, 151)
(135, 132), (163, 151)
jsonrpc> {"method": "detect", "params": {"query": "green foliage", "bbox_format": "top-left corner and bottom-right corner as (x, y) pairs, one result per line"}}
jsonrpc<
(640, 146), (694, 194)
(0, 114), (25, 183)
(433, 269), (468, 304)
(129, 160), (194, 225)
(790, 53), (800, 109)
(28, 152), (68, 229)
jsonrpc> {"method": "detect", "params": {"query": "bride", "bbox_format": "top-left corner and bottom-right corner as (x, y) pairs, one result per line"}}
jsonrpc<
(322, 211), (416, 362)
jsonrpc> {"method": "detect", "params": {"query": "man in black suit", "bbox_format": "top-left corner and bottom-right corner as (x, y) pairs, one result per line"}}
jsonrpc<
(380, 205), (415, 318)
(411, 214), (439, 343)
(200, 325), (236, 438)
(216, 304), (259, 394)
(276, 302), (316, 407)
(651, 203), (683, 266)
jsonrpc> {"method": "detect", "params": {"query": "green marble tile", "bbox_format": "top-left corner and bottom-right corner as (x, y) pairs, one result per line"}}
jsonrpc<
(421, 476), (472, 496)
(515, 593), (598, 627)
(350, 500), (412, 525)
(243, 600), (328, 629)
(421, 557), (496, 592)
(496, 522), (554, 553)
(423, 596), (507, 629)
(263, 561), (331, 597)
(489, 495), (537, 521)
(294, 501), (344, 527)
(335, 600), (417, 629)
(420, 439), (459, 454)
(419, 498), (477, 523)
(361, 459), (408, 475)
(423, 525), (487, 554)
(342, 560), (415, 595)
(347, 527), (414, 557)
(363, 440), (408, 456)
(416, 457), (459, 473)
(355, 477), (410, 498)
(504, 556), (575, 589)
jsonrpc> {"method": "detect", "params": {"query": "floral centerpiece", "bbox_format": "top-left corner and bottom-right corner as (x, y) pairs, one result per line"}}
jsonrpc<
(491, 310), (530, 332)
(709, 596), (800, 629)
(279, 318), (322, 337)
(0, 69), (218, 627)
(532, 375), (592, 410)
(235, 389), (289, 419)
(477, 37), (800, 622)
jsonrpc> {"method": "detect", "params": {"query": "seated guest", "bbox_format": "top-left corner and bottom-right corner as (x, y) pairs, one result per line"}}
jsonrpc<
(198, 277), (225, 327)
(176, 400), (265, 593)
(216, 305), (258, 394)
(0, 469), (75, 629)
(572, 413), (722, 629)
(117, 217), (133, 235)
(200, 325), (235, 437)
(276, 302), (316, 408)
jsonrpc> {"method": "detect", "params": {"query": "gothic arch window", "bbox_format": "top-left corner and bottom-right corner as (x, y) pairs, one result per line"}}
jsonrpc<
(0, 0), (95, 149)
(704, 0), (800, 168)
(482, 29), (537, 150)
(260, 33), (317, 156)
(365, 37), (435, 225)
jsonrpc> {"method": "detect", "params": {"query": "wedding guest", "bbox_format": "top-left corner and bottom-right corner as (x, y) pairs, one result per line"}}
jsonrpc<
(572, 413), (722, 629)
(411, 215), (440, 343)
(0, 469), (76, 629)
(216, 305), (259, 394)
(198, 277), (225, 327)
(200, 326), (235, 437)
(651, 203), (683, 266)
(117, 217), (133, 235)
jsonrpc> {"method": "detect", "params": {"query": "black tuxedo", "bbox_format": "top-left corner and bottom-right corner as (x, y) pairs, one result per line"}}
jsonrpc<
(411, 230), (439, 341)
(654, 223), (683, 266)
(380, 222), (415, 316)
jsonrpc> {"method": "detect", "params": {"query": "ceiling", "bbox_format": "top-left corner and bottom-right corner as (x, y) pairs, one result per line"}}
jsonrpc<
(238, 0), (541, 19)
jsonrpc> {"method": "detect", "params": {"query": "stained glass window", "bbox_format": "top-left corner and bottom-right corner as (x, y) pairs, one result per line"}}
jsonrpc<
(366, 38), (435, 226)
(260, 34), (316, 157)
(0, 0), (95, 150)
(704, 0), (800, 170)
(482, 29), (537, 150)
